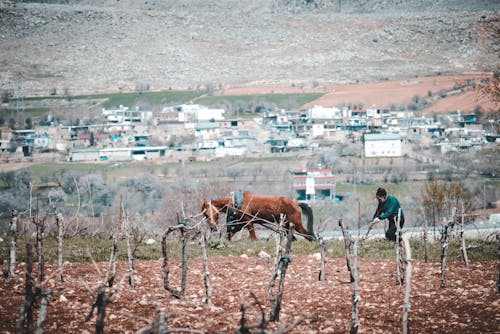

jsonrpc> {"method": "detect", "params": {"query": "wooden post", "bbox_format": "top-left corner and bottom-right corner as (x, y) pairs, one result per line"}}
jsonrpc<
(136, 309), (171, 334)
(496, 233), (500, 293)
(161, 223), (194, 299)
(422, 210), (429, 263)
(85, 276), (127, 334)
(16, 243), (35, 333)
(179, 228), (188, 298)
(459, 205), (469, 268)
(349, 239), (360, 334)
(35, 291), (50, 334)
(318, 235), (326, 281)
(8, 209), (18, 279)
(200, 231), (213, 307)
(440, 218), (454, 288)
(95, 286), (106, 334)
(402, 237), (412, 334)
(107, 230), (118, 288)
(153, 310), (169, 334)
(269, 224), (294, 322)
(55, 211), (64, 282)
(122, 204), (135, 288)
(32, 202), (47, 283)
(107, 208), (121, 288)
(162, 232), (181, 299)
(273, 214), (286, 266)
(395, 208), (403, 285)
(339, 219), (354, 283)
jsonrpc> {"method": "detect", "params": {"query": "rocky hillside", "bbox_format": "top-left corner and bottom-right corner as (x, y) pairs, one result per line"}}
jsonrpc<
(0, 0), (499, 96)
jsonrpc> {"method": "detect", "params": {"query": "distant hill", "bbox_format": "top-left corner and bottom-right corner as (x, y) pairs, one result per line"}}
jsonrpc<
(1, 0), (499, 111)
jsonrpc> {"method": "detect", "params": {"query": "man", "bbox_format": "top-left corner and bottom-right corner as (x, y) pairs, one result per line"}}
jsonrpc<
(369, 187), (405, 241)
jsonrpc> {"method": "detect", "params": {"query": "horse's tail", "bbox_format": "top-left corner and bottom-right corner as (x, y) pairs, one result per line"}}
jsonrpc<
(299, 202), (316, 241)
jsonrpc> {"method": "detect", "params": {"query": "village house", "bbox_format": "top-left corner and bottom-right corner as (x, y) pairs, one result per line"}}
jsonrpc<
(364, 133), (402, 158)
(292, 168), (337, 201)
(102, 105), (153, 124)
(158, 104), (225, 123)
(69, 145), (168, 162)
(2, 94), (493, 164)
(0, 128), (14, 153)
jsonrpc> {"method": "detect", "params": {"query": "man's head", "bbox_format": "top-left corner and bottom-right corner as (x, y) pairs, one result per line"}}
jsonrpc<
(376, 187), (387, 202)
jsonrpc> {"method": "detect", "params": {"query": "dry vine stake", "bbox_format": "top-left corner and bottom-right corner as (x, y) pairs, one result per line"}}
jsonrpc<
(55, 211), (65, 282)
(135, 309), (169, 334)
(440, 217), (455, 288)
(458, 205), (470, 269)
(84, 251), (128, 334)
(350, 239), (360, 334)
(121, 203), (135, 288)
(16, 243), (35, 333)
(7, 209), (18, 279)
(107, 202), (124, 288)
(236, 292), (267, 334)
(107, 218), (119, 288)
(161, 222), (197, 299)
(338, 217), (364, 334)
(32, 201), (47, 282)
(200, 230), (213, 307)
(402, 237), (412, 334)
(15, 243), (54, 334)
(161, 229), (182, 299)
(422, 210), (429, 263)
(269, 222), (294, 322)
(497, 233), (500, 293)
(136, 308), (206, 334)
(395, 209), (403, 285)
(318, 235), (326, 281)
(338, 219), (355, 283)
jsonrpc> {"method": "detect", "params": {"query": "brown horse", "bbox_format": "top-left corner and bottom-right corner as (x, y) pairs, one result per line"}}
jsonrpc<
(201, 191), (316, 241)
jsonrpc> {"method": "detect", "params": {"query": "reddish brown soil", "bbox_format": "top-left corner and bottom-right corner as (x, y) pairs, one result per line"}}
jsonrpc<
(1, 255), (497, 333)
(221, 74), (495, 113)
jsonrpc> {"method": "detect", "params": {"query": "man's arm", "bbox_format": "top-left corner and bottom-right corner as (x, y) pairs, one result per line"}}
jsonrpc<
(373, 201), (384, 219)
(379, 195), (400, 219)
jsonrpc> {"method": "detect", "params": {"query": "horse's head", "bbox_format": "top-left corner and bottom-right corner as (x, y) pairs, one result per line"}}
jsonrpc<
(202, 200), (220, 231)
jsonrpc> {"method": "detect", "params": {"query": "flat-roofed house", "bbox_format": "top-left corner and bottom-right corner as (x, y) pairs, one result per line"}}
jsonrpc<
(364, 133), (402, 157)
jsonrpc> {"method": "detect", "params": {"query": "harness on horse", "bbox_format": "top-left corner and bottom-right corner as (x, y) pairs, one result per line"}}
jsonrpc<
(226, 190), (244, 233)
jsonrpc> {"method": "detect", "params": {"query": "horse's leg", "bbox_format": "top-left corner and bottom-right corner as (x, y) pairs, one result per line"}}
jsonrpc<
(247, 222), (257, 241)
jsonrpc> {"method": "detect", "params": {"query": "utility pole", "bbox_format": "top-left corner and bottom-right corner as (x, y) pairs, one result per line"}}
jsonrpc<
(16, 72), (25, 117)
(483, 180), (486, 211)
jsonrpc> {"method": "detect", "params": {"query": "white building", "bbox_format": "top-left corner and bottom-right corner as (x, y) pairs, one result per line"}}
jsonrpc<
(162, 104), (225, 122)
(306, 105), (342, 119)
(364, 133), (402, 157)
(102, 105), (152, 124)
(69, 146), (168, 162)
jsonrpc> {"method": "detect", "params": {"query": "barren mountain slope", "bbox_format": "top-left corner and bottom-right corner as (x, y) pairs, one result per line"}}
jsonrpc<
(0, 0), (499, 100)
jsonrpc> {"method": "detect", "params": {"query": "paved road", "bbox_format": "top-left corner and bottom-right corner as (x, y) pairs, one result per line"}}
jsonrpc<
(320, 223), (499, 242)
